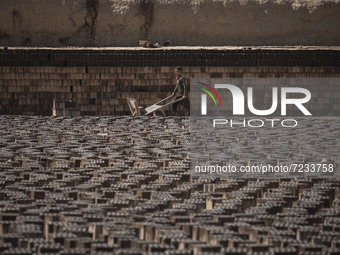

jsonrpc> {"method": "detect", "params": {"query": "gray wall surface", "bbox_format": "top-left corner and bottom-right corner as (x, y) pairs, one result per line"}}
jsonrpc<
(0, 0), (340, 47)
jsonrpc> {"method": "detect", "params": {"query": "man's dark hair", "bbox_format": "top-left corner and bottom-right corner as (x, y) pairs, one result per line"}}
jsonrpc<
(175, 67), (183, 71)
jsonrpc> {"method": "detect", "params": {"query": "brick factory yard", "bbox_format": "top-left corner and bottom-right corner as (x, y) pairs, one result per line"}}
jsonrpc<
(0, 115), (339, 255)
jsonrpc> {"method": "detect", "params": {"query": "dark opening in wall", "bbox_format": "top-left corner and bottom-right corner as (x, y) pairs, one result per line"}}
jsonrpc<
(70, 86), (73, 92)
(139, 0), (154, 39)
(90, 98), (96, 105)
(85, 0), (99, 46)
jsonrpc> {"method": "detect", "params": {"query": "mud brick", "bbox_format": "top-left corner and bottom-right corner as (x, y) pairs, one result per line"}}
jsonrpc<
(0, 221), (17, 235)
(111, 248), (142, 255)
(246, 244), (270, 253)
(43, 214), (59, 236)
(63, 238), (78, 249)
(88, 223), (105, 240)
(0, 214), (18, 222)
(131, 240), (156, 251)
(37, 243), (63, 253)
(3, 248), (35, 254)
(297, 243), (325, 253)
(210, 234), (241, 247)
(91, 243), (118, 252)
(47, 232), (73, 246)
(136, 190), (152, 199)
(191, 225), (210, 241)
(222, 248), (247, 255)
(328, 248), (340, 255)
(114, 237), (134, 249)
(160, 66), (172, 73)
(16, 236), (32, 249)
(206, 197), (226, 210)
(189, 244), (221, 255)
(0, 242), (12, 253)
(174, 239), (203, 251)
(312, 236), (334, 247)
(74, 238), (100, 249)
(269, 247), (297, 255)
(168, 216), (190, 224)
(296, 226), (320, 241)
(164, 236), (187, 250)
(146, 244), (172, 253)
(59, 248), (89, 255)
(228, 237), (255, 249)
(164, 249), (193, 255)
(332, 239), (340, 248)
(29, 190), (45, 200)
(83, 213), (104, 223)
(0, 234), (21, 247)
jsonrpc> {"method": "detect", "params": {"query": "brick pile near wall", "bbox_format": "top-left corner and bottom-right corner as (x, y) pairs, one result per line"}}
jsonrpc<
(0, 47), (339, 116)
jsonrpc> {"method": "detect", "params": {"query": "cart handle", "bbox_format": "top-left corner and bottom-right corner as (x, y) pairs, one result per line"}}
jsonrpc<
(144, 97), (184, 115)
(160, 97), (184, 108)
(154, 95), (173, 105)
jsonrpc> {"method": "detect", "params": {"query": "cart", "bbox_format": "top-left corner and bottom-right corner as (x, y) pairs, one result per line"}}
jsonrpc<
(127, 96), (184, 116)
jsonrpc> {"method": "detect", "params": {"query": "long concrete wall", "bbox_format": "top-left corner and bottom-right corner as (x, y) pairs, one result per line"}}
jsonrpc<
(0, 0), (340, 47)
(0, 47), (339, 116)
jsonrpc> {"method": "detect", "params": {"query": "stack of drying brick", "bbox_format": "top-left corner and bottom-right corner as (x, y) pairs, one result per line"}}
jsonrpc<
(0, 48), (339, 116)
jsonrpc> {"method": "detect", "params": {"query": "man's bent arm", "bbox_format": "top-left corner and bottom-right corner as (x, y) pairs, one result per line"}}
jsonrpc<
(172, 85), (178, 96)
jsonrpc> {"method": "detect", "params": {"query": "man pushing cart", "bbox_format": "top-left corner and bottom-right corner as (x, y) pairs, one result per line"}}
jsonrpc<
(127, 67), (188, 116)
(170, 67), (187, 115)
